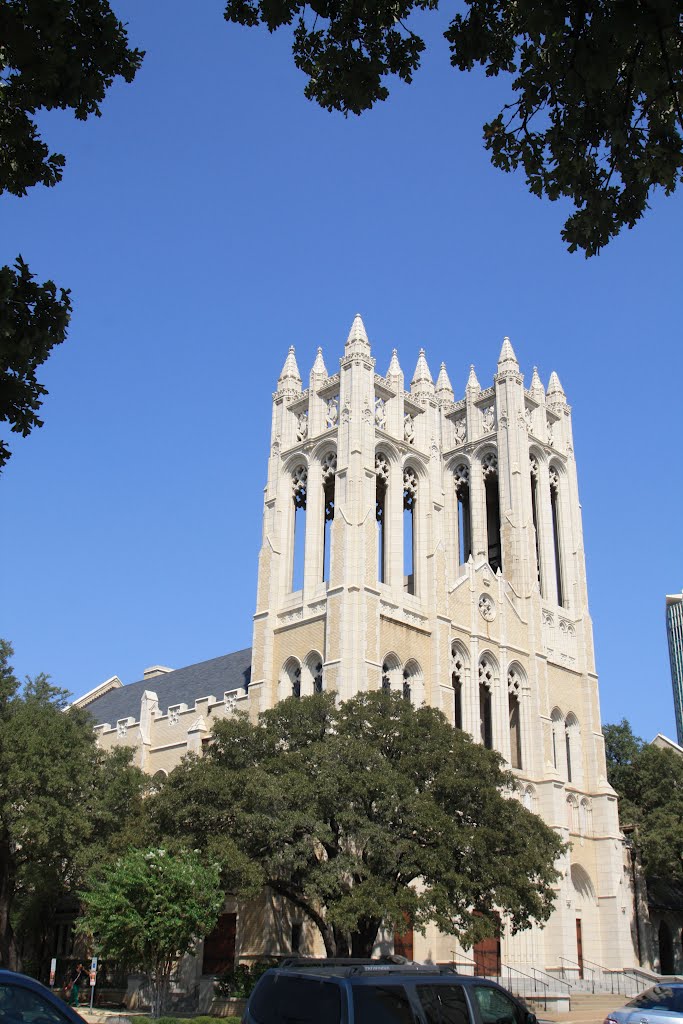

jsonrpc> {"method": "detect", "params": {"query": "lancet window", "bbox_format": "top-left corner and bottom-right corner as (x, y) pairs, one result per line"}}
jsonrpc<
(529, 455), (543, 595)
(403, 467), (418, 595)
(478, 656), (495, 749)
(482, 452), (502, 573)
(549, 465), (566, 607)
(291, 465), (307, 592)
(313, 660), (323, 694)
(376, 453), (389, 583)
(565, 712), (580, 784)
(507, 666), (523, 769)
(321, 451), (337, 582)
(454, 464), (471, 565)
(451, 643), (466, 730)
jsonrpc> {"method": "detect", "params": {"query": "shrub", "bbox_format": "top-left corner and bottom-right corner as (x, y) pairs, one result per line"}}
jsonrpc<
(215, 960), (277, 999)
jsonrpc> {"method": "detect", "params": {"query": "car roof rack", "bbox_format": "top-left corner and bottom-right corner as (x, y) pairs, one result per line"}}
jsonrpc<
(277, 956), (459, 977)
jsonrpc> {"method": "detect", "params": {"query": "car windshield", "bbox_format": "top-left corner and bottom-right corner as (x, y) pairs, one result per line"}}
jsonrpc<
(627, 987), (683, 1012)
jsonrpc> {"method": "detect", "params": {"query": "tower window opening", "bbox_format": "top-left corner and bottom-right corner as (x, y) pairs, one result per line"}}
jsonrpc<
(478, 658), (494, 750)
(313, 661), (323, 694)
(451, 644), (465, 730)
(402, 668), (411, 702)
(552, 728), (558, 768)
(454, 464), (471, 565)
(376, 454), (389, 583)
(321, 452), (337, 583)
(382, 662), (391, 692)
(550, 466), (566, 608)
(565, 725), (573, 782)
(530, 456), (543, 595)
(291, 465), (307, 592)
(403, 468), (418, 595)
(482, 453), (502, 574)
(508, 667), (522, 770)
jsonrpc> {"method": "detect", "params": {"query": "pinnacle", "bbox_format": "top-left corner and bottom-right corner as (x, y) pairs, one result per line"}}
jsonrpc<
(435, 362), (454, 398)
(547, 370), (566, 400)
(311, 346), (327, 377)
(387, 348), (402, 377)
(466, 364), (480, 393)
(277, 345), (302, 392)
(411, 348), (434, 391)
(530, 366), (545, 396)
(498, 336), (518, 368)
(346, 313), (369, 348)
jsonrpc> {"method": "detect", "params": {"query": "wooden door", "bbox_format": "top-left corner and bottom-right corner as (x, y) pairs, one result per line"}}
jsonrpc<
(394, 915), (414, 960)
(575, 918), (584, 979)
(473, 913), (501, 977)
(202, 913), (236, 975)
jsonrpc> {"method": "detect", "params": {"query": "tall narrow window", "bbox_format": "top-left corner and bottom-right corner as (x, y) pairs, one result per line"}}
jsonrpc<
(549, 466), (565, 607)
(321, 452), (337, 582)
(565, 726), (573, 782)
(376, 454), (389, 583)
(454, 464), (471, 565)
(402, 668), (411, 702)
(292, 665), (301, 698)
(478, 658), (494, 749)
(482, 453), (502, 573)
(529, 455), (543, 594)
(382, 662), (391, 692)
(451, 644), (465, 730)
(291, 465), (307, 592)
(403, 468), (418, 595)
(313, 661), (323, 694)
(507, 667), (522, 770)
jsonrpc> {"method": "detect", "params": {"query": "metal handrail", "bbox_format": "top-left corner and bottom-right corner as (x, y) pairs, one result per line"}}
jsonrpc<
(530, 966), (571, 993)
(559, 955), (595, 993)
(449, 952), (550, 1009)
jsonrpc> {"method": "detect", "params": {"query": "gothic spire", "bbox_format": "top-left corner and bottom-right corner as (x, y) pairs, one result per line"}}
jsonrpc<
(547, 370), (566, 405)
(497, 336), (519, 373)
(435, 362), (454, 403)
(311, 346), (327, 378)
(466, 364), (480, 394)
(530, 366), (545, 400)
(345, 313), (370, 355)
(277, 345), (302, 394)
(387, 348), (402, 377)
(411, 348), (434, 398)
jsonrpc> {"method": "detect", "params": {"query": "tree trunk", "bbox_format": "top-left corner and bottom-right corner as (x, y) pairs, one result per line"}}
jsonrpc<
(332, 926), (351, 957)
(351, 917), (381, 958)
(0, 847), (20, 971)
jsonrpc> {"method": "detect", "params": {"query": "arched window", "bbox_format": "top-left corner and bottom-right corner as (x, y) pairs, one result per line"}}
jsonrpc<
(523, 785), (537, 812)
(566, 795), (579, 832)
(451, 642), (468, 730)
(529, 455), (543, 595)
(579, 798), (592, 837)
(402, 660), (423, 705)
(565, 713), (581, 785)
(454, 464), (471, 566)
(376, 453), (389, 583)
(403, 467), (418, 595)
(303, 652), (324, 696)
(321, 451), (337, 582)
(381, 654), (401, 693)
(507, 665), (523, 769)
(291, 465), (307, 592)
(551, 707), (564, 771)
(549, 465), (566, 607)
(478, 656), (496, 749)
(280, 659), (302, 700)
(482, 453), (502, 573)
(313, 661), (323, 694)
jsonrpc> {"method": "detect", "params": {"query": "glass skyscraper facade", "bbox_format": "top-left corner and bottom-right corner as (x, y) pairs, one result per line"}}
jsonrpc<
(666, 591), (683, 745)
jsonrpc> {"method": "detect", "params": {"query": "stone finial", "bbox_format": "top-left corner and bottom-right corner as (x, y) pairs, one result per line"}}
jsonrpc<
(547, 370), (566, 405)
(466, 364), (480, 394)
(311, 346), (327, 377)
(497, 336), (519, 372)
(530, 366), (545, 400)
(435, 362), (454, 403)
(345, 313), (370, 353)
(277, 345), (302, 394)
(411, 348), (434, 397)
(387, 348), (402, 377)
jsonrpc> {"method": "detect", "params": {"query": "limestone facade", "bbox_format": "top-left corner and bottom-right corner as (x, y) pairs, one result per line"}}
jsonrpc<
(84, 315), (637, 976)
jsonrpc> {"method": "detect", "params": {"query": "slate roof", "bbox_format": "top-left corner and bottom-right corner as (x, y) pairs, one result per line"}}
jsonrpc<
(84, 648), (252, 726)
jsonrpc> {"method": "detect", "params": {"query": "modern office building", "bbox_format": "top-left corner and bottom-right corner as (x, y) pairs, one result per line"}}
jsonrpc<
(666, 591), (683, 745)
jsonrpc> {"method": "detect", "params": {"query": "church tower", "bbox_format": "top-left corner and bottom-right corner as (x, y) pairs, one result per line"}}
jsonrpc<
(250, 315), (635, 973)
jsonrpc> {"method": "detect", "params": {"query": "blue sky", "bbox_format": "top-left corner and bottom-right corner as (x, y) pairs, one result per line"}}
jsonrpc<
(2, 1), (681, 741)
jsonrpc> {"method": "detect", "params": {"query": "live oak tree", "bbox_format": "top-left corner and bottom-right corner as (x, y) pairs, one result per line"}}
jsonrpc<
(79, 848), (224, 1018)
(603, 720), (683, 882)
(224, 0), (683, 256)
(152, 691), (565, 957)
(0, 0), (143, 468)
(0, 640), (149, 972)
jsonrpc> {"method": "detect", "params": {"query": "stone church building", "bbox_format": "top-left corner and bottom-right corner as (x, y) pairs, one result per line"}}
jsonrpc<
(78, 315), (637, 981)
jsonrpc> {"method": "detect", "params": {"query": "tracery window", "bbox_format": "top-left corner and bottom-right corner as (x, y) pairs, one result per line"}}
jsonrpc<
(454, 463), (471, 566)
(549, 465), (566, 607)
(403, 467), (418, 595)
(376, 453), (389, 583)
(291, 464), (307, 592)
(281, 659), (302, 700)
(313, 660), (323, 694)
(451, 642), (467, 730)
(321, 451), (337, 582)
(482, 452), (502, 573)
(529, 455), (543, 595)
(478, 656), (495, 749)
(507, 666), (523, 769)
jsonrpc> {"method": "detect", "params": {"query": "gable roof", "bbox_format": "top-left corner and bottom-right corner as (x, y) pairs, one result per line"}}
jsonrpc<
(82, 648), (252, 726)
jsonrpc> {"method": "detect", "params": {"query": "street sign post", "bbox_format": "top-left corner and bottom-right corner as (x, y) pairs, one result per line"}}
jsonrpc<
(49, 958), (56, 989)
(89, 956), (98, 1010)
